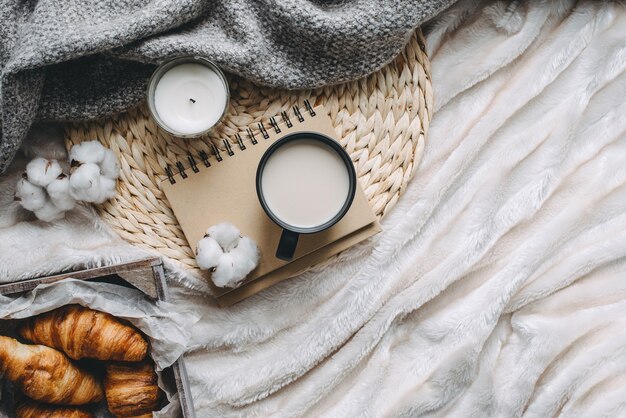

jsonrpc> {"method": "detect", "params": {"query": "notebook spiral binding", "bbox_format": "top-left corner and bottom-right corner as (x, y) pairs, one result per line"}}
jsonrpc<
(164, 100), (317, 185)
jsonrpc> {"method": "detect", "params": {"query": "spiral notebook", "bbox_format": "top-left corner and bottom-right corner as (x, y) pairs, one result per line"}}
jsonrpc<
(162, 102), (380, 306)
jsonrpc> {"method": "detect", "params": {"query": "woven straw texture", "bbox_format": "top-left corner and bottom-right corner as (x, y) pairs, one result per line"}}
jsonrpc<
(65, 29), (433, 270)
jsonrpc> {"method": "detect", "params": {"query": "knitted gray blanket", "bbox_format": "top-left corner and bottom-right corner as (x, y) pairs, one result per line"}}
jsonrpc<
(0, 0), (455, 174)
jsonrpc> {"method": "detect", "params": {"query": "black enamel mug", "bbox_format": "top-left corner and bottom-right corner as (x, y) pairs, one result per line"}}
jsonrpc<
(256, 132), (357, 261)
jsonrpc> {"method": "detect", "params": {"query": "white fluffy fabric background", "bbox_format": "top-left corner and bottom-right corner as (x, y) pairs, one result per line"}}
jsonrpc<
(175, 1), (626, 416)
(1, 0), (625, 417)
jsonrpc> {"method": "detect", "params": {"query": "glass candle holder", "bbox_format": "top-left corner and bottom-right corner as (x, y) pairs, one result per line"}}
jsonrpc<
(147, 56), (229, 138)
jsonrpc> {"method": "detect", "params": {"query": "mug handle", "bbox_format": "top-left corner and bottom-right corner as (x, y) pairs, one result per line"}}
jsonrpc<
(276, 229), (299, 261)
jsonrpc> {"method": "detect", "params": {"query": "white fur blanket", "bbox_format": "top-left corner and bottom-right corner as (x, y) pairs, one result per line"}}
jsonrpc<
(1, 0), (626, 417)
(177, 1), (626, 416)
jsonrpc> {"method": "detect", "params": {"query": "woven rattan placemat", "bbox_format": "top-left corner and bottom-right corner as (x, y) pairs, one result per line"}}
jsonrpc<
(65, 29), (433, 270)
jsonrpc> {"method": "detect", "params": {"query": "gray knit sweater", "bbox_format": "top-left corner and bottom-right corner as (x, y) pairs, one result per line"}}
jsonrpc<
(0, 0), (455, 174)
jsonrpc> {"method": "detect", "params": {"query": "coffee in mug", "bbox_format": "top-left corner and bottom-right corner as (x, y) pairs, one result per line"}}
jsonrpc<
(256, 132), (357, 261)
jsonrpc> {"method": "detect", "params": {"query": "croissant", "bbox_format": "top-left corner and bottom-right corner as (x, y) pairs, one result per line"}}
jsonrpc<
(16, 400), (94, 418)
(0, 336), (103, 405)
(105, 360), (163, 417)
(18, 304), (148, 361)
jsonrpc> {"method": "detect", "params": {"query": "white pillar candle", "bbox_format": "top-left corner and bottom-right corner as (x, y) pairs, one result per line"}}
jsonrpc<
(148, 57), (228, 137)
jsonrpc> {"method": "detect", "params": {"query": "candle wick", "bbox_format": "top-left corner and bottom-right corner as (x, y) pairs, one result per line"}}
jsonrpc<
(189, 98), (196, 103)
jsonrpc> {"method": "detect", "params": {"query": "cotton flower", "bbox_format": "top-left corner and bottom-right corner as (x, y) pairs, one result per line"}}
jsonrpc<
(68, 140), (119, 204)
(69, 140), (120, 179)
(101, 149), (121, 179)
(195, 222), (260, 288)
(25, 158), (63, 187)
(15, 163), (73, 222)
(46, 173), (76, 211)
(196, 237), (224, 270)
(212, 236), (259, 288)
(34, 200), (65, 222)
(15, 176), (47, 212)
(15, 141), (119, 222)
(69, 163), (105, 203)
(69, 140), (107, 165)
(206, 222), (241, 252)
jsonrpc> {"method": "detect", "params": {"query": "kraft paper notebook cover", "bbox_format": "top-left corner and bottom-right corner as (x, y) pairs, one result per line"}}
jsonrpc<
(162, 103), (380, 305)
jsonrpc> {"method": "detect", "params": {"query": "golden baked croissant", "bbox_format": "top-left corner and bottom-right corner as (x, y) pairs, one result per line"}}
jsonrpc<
(18, 304), (148, 361)
(105, 360), (163, 417)
(16, 400), (94, 418)
(0, 336), (103, 405)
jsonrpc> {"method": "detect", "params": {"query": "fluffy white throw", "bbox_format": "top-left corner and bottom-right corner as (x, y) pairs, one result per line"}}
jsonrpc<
(1, 0), (625, 417)
(176, 1), (626, 416)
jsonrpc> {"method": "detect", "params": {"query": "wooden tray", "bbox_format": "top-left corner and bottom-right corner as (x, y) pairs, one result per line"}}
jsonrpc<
(0, 256), (196, 418)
